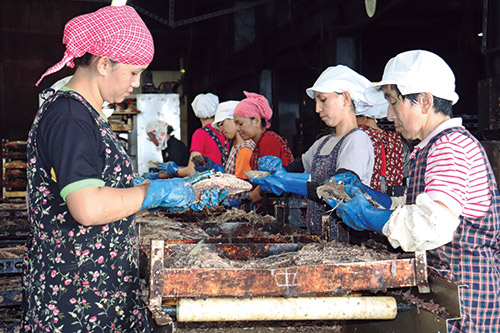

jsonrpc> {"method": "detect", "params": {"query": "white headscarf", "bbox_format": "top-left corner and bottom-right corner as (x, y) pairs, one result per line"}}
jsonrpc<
(146, 119), (169, 149)
(306, 65), (387, 117)
(191, 93), (219, 118)
(355, 103), (388, 119)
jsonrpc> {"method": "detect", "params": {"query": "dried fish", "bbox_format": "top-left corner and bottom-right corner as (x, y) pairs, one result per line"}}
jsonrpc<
(4, 161), (27, 169)
(137, 216), (211, 244)
(191, 155), (206, 167)
(4, 141), (27, 150)
(164, 241), (398, 269)
(0, 276), (22, 291)
(317, 181), (382, 208)
(244, 170), (271, 179)
(0, 246), (25, 259)
(192, 173), (252, 200)
(207, 207), (275, 224)
(390, 289), (449, 317)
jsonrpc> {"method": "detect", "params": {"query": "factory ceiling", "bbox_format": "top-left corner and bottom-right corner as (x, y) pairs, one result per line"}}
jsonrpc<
(0, 0), (488, 141)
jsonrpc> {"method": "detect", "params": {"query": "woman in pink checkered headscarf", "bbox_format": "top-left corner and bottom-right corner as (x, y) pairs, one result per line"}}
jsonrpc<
(24, 6), (221, 333)
(233, 91), (294, 206)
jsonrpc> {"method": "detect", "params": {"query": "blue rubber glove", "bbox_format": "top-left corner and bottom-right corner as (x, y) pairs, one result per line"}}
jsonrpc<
(158, 162), (181, 177)
(190, 187), (228, 211)
(142, 172), (159, 180)
(134, 177), (146, 186)
(249, 169), (310, 197)
(326, 184), (393, 233)
(258, 156), (284, 173)
(329, 171), (392, 209)
(251, 156), (310, 197)
(194, 156), (226, 173)
(141, 179), (195, 210)
(141, 179), (228, 212)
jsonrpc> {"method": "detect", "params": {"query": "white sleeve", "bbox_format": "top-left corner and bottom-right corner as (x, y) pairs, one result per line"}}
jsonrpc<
(382, 192), (460, 252)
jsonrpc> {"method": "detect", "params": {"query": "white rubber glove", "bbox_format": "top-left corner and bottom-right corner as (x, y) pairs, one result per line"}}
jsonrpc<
(382, 192), (460, 252)
(390, 196), (406, 210)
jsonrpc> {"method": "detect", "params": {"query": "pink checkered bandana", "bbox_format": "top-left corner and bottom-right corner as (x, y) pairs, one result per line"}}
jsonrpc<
(233, 91), (273, 129)
(35, 5), (154, 86)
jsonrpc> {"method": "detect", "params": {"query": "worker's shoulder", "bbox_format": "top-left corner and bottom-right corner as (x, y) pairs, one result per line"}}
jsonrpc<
(345, 128), (372, 143)
(169, 136), (188, 148)
(44, 94), (94, 122)
(260, 131), (284, 144)
(192, 127), (211, 138)
(433, 129), (480, 150)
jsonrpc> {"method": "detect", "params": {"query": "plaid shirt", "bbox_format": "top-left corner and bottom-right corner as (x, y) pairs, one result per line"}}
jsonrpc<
(225, 140), (255, 199)
(225, 140), (256, 175)
(406, 127), (500, 332)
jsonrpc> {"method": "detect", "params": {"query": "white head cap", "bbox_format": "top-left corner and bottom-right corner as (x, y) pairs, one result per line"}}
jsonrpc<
(355, 103), (388, 119)
(365, 50), (459, 105)
(306, 65), (385, 115)
(191, 93), (219, 118)
(212, 100), (240, 129)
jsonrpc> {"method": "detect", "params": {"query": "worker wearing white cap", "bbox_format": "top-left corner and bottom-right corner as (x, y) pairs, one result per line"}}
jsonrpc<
(327, 50), (500, 332)
(213, 101), (256, 179)
(250, 65), (382, 236)
(160, 92), (231, 177)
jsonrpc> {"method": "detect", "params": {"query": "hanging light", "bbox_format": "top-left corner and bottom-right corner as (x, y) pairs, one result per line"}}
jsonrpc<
(111, 0), (128, 6)
(365, 0), (376, 18)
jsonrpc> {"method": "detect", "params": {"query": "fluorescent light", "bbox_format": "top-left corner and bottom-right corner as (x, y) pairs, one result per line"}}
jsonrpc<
(111, 0), (127, 6)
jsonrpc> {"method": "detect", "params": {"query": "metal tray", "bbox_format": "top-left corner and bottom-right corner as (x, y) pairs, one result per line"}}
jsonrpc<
(147, 240), (429, 301)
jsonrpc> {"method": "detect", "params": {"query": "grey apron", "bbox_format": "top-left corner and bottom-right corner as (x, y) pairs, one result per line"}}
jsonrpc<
(306, 128), (359, 237)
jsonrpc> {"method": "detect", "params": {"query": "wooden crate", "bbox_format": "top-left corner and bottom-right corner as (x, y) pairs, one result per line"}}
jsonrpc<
(2, 140), (27, 199)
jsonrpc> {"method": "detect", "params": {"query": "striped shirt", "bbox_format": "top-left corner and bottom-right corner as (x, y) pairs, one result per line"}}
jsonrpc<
(225, 140), (256, 179)
(406, 125), (500, 332)
(410, 118), (491, 218)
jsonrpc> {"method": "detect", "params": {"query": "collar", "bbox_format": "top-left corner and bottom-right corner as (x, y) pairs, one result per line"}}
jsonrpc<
(60, 86), (108, 121)
(416, 117), (463, 149)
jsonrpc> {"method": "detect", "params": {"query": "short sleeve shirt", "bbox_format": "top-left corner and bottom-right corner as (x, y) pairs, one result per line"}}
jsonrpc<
(37, 95), (106, 200)
(257, 133), (293, 167)
(189, 124), (229, 164)
(302, 131), (374, 185)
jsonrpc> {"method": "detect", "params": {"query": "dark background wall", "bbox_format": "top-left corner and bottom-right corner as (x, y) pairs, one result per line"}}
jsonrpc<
(0, 0), (492, 157)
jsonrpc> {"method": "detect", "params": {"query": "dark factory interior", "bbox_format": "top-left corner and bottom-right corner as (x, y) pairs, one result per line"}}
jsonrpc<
(1, 0), (494, 146)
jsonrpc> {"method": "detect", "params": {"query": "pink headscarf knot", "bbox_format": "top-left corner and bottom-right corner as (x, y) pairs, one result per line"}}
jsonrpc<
(233, 91), (273, 129)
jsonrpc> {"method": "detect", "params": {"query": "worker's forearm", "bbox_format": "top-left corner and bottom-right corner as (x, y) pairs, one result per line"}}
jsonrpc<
(177, 152), (199, 177)
(177, 164), (195, 177)
(66, 184), (149, 226)
(250, 186), (263, 203)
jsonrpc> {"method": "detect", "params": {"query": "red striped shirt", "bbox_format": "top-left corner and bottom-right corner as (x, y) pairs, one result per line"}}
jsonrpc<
(412, 126), (491, 218)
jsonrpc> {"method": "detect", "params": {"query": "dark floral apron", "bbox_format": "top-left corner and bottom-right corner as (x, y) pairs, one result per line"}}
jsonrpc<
(306, 129), (359, 236)
(22, 90), (149, 332)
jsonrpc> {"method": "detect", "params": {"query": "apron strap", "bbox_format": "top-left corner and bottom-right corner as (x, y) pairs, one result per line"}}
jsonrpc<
(202, 126), (229, 164)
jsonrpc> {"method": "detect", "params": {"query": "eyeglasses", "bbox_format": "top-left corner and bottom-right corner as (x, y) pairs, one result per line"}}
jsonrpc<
(215, 120), (224, 128)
